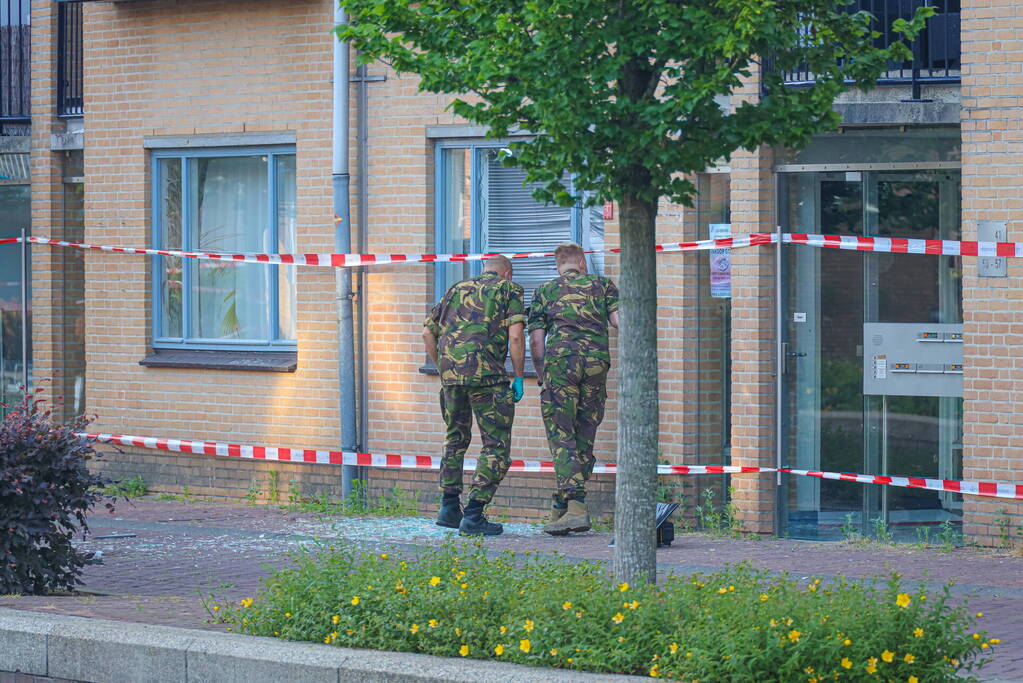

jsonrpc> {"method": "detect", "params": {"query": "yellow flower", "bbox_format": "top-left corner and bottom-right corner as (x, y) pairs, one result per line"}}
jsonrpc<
(324, 636), (331, 644)
(460, 583), (468, 589)
(896, 593), (911, 608)
(284, 613), (292, 618)
(562, 601), (572, 610)
(787, 630), (801, 643)
(500, 625), (508, 635)
(612, 612), (625, 624)
(865, 657), (878, 674)
(881, 650), (895, 663)
(331, 631), (337, 639)
(914, 627), (924, 638)
(686, 652), (693, 658)
(428, 619), (438, 628)
(669, 643), (679, 654)
(350, 596), (360, 606)
(550, 648), (558, 656)
(843, 639), (852, 646)
(455, 628), (462, 636)
(769, 619), (777, 628)
(524, 619), (534, 632)
(332, 615), (340, 625)
(759, 593), (769, 602)
(808, 584), (817, 592)
(619, 583), (630, 592)
(991, 638), (1001, 645)
(717, 587), (728, 594)
(379, 553), (388, 559)
(459, 644), (469, 657)
(520, 639), (531, 653)
(495, 644), (505, 656)
(981, 643), (989, 650)
(649, 664), (661, 678)
(240, 598), (253, 608)
(909, 677), (919, 683)
(429, 576), (441, 586)
(567, 658), (574, 663)
(904, 653), (915, 663)
(410, 623), (420, 634)
(212, 606), (220, 612)
(977, 612), (984, 618)
(841, 658), (852, 669)
(618, 636), (625, 643)
(627, 600), (640, 610)
(575, 611), (584, 619)
(973, 633), (981, 640)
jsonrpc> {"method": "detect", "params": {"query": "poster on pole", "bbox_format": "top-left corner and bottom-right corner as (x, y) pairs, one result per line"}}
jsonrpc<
(709, 223), (732, 299)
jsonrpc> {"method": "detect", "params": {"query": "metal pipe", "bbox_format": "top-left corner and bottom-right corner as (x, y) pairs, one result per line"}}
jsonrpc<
(356, 59), (370, 468)
(333, 4), (359, 499)
(20, 226), (28, 392)
(774, 179), (785, 536)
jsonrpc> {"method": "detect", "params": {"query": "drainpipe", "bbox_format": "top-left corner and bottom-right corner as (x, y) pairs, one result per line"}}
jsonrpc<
(356, 59), (370, 469)
(334, 4), (359, 500)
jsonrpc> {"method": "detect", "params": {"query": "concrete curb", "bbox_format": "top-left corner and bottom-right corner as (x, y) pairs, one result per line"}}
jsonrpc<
(0, 608), (643, 682)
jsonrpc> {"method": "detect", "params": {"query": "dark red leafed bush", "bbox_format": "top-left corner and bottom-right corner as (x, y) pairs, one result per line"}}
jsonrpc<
(0, 389), (112, 594)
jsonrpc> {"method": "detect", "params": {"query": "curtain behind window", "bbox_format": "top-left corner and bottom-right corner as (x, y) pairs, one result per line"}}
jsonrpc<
(481, 150), (572, 306)
(189, 155), (269, 340)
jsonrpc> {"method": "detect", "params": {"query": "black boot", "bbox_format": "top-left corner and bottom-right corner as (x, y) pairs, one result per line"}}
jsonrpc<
(458, 498), (503, 536)
(436, 493), (463, 529)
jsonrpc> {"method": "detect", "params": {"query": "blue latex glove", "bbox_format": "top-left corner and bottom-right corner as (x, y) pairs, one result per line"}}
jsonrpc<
(512, 377), (524, 403)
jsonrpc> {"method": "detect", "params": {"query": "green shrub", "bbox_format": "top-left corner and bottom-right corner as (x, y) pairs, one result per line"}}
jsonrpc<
(214, 544), (993, 681)
(0, 390), (111, 594)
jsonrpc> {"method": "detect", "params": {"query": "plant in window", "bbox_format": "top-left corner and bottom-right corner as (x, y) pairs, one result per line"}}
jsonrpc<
(338, 0), (933, 583)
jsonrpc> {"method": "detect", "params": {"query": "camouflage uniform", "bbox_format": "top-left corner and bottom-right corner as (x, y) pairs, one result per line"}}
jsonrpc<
(425, 271), (525, 504)
(527, 268), (619, 505)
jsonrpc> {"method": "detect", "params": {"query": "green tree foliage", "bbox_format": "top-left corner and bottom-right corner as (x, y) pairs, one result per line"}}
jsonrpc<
(336, 0), (932, 583)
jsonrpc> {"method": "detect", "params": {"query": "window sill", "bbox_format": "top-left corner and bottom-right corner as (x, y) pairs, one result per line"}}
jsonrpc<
(418, 357), (538, 379)
(140, 348), (298, 373)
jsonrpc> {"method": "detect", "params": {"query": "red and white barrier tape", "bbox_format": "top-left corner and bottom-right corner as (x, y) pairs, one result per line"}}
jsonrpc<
(0, 233), (776, 267)
(784, 233), (1023, 257)
(81, 432), (1023, 501)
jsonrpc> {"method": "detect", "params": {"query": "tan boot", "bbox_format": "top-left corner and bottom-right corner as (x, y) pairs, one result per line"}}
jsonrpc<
(547, 503), (567, 524)
(543, 500), (590, 535)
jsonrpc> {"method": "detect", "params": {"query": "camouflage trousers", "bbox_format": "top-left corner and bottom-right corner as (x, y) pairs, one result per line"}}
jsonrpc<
(541, 355), (609, 504)
(438, 382), (515, 505)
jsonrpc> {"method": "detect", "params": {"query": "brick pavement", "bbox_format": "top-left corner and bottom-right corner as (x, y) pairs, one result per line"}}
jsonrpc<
(2, 498), (1022, 681)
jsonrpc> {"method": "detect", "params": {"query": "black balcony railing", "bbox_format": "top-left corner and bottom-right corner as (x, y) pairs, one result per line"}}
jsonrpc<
(57, 1), (83, 117)
(766, 0), (960, 98)
(0, 0), (30, 122)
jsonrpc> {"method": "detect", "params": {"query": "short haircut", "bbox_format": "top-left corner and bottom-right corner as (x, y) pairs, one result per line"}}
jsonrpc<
(484, 254), (513, 274)
(554, 242), (585, 267)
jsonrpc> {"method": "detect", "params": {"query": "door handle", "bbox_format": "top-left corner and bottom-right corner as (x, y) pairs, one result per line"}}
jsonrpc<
(787, 351), (807, 358)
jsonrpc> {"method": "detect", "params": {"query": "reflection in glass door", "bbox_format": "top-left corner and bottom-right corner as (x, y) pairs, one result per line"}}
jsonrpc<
(781, 170), (963, 540)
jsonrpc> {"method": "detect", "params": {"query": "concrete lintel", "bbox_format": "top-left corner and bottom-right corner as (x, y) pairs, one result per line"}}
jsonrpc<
(0, 609), (644, 682)
(51, 130), (84, 151)
(425, 124), (533, 139)
(143, 132), (297, 149)
(835, 101), (960, 126)
(0, 136), (30, 154)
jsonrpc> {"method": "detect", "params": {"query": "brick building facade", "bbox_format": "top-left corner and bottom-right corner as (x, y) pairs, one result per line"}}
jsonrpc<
(7, 0), (1019, 543)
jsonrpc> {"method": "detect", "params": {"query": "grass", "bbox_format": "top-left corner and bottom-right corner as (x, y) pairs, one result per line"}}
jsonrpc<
(210, 542), (995, 681)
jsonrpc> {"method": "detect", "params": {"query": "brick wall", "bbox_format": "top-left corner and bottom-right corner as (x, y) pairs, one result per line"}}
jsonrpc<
(47, 0), (724, 524)
(960, 0), (1023, 546)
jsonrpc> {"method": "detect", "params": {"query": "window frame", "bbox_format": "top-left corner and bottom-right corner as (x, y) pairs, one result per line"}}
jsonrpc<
(150, 145), (297, 351)
(432, 140), (602, 302)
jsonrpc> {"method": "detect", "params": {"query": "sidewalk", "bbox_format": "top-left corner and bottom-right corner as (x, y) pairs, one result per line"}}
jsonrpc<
(2, 498), (1022, 681)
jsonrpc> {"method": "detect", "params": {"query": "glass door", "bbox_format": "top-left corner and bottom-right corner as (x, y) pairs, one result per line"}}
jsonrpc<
(781, 169), (963, 540)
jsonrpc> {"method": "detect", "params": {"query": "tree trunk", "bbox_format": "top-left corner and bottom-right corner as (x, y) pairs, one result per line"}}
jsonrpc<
(613, 190), (659, 585)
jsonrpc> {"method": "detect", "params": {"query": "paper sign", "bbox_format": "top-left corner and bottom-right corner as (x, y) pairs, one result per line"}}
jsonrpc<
(709, 223), (731, 299)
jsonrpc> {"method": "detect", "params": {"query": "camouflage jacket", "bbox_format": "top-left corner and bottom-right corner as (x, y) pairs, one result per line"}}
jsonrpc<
(425, 271), (526, 386)
(527, 269), (619, 363)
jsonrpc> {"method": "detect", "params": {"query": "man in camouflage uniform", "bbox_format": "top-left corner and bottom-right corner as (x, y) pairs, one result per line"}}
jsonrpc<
(423, 254), (525, 536)
(528, 242), (619, 535)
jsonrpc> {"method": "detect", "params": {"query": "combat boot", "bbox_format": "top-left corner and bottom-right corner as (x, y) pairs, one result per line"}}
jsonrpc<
(547, 501), (567, 524)
(435, 494), (463, 529)
(543, 499), (590, 535)
(458, 498), (503, 536)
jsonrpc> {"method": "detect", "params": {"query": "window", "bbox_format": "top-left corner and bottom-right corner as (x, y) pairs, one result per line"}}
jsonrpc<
(151, 147), (297, 350)
(434, 142), (604, 304)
